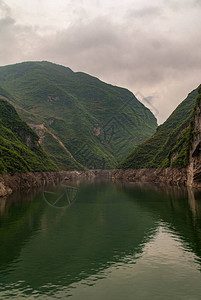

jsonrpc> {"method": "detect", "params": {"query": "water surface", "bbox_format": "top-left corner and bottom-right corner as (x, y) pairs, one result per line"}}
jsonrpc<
(0, 182), (201, 299)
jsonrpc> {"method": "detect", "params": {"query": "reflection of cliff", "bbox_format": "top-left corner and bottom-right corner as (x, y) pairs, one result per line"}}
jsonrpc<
(188, 188), (201, 221)
(123, 184), (201, 262)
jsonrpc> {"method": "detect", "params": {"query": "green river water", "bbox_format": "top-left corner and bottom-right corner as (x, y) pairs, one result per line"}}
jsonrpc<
(0, 181), (201, 299)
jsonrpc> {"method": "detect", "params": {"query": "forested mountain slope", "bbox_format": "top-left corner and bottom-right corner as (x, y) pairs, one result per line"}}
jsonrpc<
(0, 97), (58, 173)
(0, 61), (157, 169)
(118, 86), (200, 169)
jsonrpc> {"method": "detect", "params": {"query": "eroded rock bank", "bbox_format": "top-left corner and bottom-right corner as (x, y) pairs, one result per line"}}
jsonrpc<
(111, 168), (188, 186)
(0, 166), (200, 198)
(0, 170), (114, 197)
(0, 171), (72, 197)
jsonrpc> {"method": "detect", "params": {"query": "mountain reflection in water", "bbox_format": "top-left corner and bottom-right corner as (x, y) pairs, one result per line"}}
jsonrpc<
(0, 182), (201, 299)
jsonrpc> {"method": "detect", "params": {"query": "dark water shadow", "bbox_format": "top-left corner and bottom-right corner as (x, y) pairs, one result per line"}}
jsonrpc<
(0, 181), (201, 296)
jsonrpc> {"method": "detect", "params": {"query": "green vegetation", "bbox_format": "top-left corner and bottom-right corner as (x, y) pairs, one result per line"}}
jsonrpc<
(118, 86), (200, 169)
(0, 61), (199, 173)
(0, 97), (58, 173)
(41, 131), (84, 170)
(0, 61), (157, 169)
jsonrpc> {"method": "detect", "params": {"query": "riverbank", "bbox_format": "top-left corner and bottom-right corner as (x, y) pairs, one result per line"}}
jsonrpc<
(0, 167), (200, 198)
(113, 167), (201, 189)
(0, 171), (67, 197)
(112, 167), (188, 186)
(0, 170), (114, 197)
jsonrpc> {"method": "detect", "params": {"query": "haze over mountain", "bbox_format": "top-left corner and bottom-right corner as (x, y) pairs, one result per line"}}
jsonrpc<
(0, 61), (157, 169)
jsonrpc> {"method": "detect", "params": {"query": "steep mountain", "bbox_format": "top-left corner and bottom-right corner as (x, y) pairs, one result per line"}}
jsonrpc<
(0, 61), (157, 169)
(118, 86), (200, 169)
(0, 97), (59, 173)
(188, 88), (201, 187)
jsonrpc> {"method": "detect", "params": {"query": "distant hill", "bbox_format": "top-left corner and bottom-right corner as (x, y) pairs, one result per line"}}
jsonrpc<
(0, 97), (58, 173)
(118, 86), (200, 169)
(0, 61), (157, 169)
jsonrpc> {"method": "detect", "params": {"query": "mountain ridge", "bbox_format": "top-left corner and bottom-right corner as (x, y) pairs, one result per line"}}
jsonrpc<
(118, 86), (200, 169)
(0, 61), (157, 169)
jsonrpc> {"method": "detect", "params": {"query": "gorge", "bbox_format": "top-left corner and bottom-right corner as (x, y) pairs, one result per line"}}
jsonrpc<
(0, 62), (200, 196)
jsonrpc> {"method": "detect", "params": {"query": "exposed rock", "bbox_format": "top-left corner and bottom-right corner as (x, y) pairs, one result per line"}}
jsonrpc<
(0, 170), (114, 197)
(0, 171), (68, 197)
(187, 98), (201, 188)
(0, 181), (12, 197)
(112, 168), (187, 186)
(29, 123), (76, 160)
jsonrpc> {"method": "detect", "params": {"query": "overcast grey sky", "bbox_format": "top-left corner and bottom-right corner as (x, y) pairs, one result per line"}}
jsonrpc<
(0, 0), (201, 123)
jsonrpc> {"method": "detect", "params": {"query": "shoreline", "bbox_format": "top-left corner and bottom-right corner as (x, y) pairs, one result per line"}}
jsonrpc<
(0, 170), (114, 197)
(0, 167), (200, 197)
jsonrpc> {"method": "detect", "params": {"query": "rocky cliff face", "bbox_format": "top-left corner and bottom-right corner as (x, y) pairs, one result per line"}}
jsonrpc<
(0, 170), (114, 196)
(112, 168), (188, 186)
(0, 171), (73, 196)
(188, 97), (201, 188)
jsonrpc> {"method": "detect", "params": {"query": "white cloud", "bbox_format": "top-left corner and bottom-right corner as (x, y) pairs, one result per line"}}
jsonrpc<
(0, 0), (201, 123)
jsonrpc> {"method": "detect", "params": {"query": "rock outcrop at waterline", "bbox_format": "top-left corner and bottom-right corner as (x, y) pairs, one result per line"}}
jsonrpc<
(0, 164), (200, 198)
(112, 168), (188, 186)
(0, 170), (114, 197)
(0, 171), (70, 197)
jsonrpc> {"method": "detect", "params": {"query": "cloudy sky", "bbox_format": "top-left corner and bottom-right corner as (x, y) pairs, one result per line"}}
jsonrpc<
(0, 0), (201, 123)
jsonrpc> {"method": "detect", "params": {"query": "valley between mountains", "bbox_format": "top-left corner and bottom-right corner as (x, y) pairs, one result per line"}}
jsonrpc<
(0, 61), (200, 194)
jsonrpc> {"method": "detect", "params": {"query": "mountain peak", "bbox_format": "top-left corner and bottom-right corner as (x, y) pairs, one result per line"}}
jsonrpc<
(0, 61), (157, 169)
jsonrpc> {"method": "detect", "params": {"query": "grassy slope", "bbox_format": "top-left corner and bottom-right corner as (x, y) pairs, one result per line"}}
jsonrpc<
(0, 97), (58, 173)
(0, 61), (157, 169)
(118, 87), (199, 169)
(41, 131), (85, 171)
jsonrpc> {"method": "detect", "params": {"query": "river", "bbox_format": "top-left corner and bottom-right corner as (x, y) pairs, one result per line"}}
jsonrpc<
(0, 181), (201, 299)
